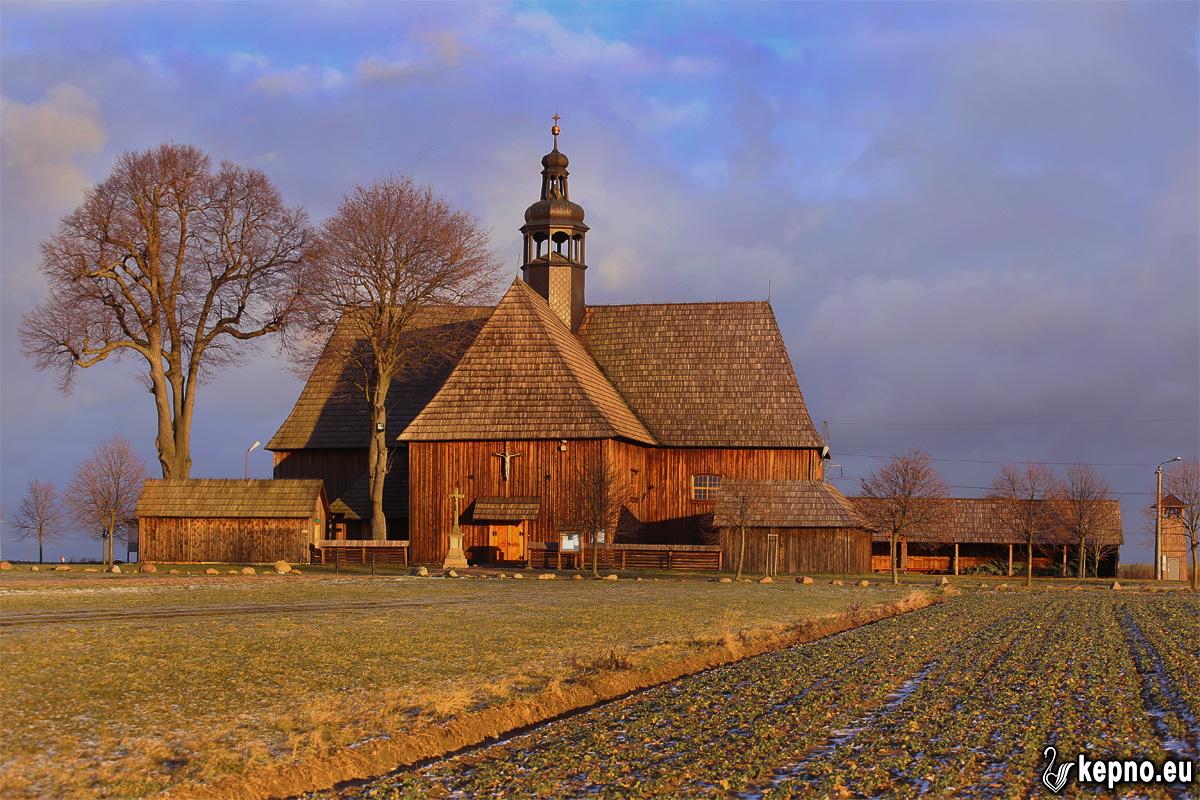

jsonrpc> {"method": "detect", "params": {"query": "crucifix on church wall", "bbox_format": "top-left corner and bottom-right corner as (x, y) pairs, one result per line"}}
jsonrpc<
(492, 450), (522, 481)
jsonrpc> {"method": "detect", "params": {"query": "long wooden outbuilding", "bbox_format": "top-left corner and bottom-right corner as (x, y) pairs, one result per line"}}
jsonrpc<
(136, 479), (329, 564)
(851, 497), (1123, 577)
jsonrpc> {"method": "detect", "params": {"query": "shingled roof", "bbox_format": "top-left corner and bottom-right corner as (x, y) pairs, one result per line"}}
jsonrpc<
(328, 471), (407, 521)
(579, 302), (823, 448)
(400, 281), (656, 443)
(136, 479), (326, 519)
(268, 306), (490, 450)
(712, 480), (863, 528)
(850, 497), (1124, 546)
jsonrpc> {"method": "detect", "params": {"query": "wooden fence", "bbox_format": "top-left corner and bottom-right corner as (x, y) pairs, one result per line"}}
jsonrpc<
(528, 542), (723, 572)
(311, 540), (410, 567)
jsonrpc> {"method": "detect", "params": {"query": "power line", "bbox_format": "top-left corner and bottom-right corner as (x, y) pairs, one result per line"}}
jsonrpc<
(835, 452), (1179, 468)
(826, 474), (1155, 496)
(826, 418), (1198, 428)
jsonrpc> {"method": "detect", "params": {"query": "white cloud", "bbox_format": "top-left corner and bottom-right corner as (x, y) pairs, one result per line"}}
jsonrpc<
(356, 57), (422, 84)
(0, 83), (105, 213)
(254, 65), (346, 96)
(638, 97), (709, 131)
(511, 11), (638, 67)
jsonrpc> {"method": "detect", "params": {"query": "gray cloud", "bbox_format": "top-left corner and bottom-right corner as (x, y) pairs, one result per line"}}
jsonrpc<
(1, 3), (1195, 562)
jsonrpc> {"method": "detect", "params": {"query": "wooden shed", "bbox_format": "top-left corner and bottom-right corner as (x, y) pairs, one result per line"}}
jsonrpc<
(852, 497), (1123, 577)
(712, 480), (871, 575)
(136, 479), (329, 564)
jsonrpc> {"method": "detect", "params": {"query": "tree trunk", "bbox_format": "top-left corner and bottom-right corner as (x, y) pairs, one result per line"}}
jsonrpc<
(367, 369), (390, 541)
(38, 527), (44, 564)
(1191, 541), (1197, 592)
(1026, 540), (1033, 587)
(891, 532), (899, 585)
(1077, 535), (1086, 578)
(735, 527), (746, 581)
(591, 530), (599, 578)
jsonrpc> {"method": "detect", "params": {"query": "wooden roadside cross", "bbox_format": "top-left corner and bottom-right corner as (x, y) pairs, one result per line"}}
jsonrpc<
(442, 485), (468, 569)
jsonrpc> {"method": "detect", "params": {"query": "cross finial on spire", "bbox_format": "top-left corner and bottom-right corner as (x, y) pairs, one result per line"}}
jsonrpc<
(551, 112), (561, 146)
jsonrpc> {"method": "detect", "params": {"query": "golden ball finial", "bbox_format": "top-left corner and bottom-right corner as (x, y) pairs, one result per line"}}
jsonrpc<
(551, 112), (561, 138)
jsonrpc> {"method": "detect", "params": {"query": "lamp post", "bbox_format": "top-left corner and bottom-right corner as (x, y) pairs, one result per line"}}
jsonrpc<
(1155, 456), (1182, 580)
(244, 440), (262, 480)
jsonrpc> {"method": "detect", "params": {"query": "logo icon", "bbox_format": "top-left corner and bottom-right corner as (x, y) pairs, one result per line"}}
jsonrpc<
(1041, 746), (1075, 793)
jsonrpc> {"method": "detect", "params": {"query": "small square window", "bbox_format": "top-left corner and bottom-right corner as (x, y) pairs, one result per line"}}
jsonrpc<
(691, 474), (721, 501)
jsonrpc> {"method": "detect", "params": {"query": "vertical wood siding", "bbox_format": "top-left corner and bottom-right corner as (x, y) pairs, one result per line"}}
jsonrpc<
(273, 448), (368, 500)
(407, 439), (824, 563)
(139, 516), (314, 563)
(720, 527), (870, 575)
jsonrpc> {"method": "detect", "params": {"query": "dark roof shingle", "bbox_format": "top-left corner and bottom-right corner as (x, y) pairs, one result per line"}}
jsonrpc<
(400, 281), (656, 443)
(579, 302), (822, 448)
(268, 306), (490, 450)
(713, 480), (863, 528)
(135, 479), (326, 519)
(850, 497), (1124, 546)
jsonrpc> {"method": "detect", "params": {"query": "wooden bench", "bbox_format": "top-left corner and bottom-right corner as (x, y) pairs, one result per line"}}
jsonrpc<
(312, 540), (409, 567)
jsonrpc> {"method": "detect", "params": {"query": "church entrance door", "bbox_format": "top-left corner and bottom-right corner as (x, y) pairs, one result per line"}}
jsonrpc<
(489, 523), (526, 562)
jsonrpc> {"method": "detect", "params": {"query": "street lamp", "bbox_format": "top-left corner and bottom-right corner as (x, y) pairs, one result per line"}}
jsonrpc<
(245, 440), (262, 480)
(1155, 456), (1182, 580)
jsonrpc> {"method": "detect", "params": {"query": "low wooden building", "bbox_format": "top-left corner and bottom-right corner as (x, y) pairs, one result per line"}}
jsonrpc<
(852, 497), (1123, 577)
(136, 479), (329, 564)
(1158, 493), (1191, 582)
(712, 480), (870, 575)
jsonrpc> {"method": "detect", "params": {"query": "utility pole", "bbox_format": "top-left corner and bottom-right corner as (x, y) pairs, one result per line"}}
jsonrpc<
(1156, 456), (1183, 580)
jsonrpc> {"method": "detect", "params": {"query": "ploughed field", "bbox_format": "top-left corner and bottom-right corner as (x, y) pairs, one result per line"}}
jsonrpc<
(0, 570), (915, 799)
(335, 591), (1199, 800)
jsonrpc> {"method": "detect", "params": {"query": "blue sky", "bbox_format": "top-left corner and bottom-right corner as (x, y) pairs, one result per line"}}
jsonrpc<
(2, 1), (1197, 563)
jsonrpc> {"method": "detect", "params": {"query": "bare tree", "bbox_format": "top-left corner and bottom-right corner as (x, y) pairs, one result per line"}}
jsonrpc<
(723, 484), (760, 581)
(1165, 460), (1200, 592)
(65, 437), (147, 569)
(13, 480), (65, 564)
(22, 144), (312, 479)
(989, 463), (1057, 588)
(858, 449), (950, 585)
(559, 461), (632, 578)
(1051, 465), (1113, 579)
(290, 177), (498, 540)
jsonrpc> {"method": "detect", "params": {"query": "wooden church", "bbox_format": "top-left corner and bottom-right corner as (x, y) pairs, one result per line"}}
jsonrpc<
(269, 124), (868, 572)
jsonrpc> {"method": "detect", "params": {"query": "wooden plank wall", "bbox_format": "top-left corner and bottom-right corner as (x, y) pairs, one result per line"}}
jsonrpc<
(139, 517), (311, 563)
(273, 448), (368, 500)
(407, 439), (605, 563)
(720, 527), (870, 575)
(407, 440), (825, 564)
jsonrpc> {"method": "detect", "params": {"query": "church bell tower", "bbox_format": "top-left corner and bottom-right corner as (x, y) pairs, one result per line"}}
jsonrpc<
(520, 115), (589, 332)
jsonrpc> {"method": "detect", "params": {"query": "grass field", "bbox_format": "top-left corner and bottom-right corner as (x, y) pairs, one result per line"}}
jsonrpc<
(0, 568), (916, 799)
(341, 589), (1200, 799)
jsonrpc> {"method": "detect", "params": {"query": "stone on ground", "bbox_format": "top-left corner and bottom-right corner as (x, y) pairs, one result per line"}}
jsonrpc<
(54, 565), (71, 571)
(604, 574), (619, 581)
(1111, 580), (1122, 590)
(205, 568), (220, 575)
(572, 574), (582, 580)
(447, 569), (459, 578)
(84, 567), (98, 572)
(513, 573), (524, 579)
(935, 576), (950, 586)
(858, 580), (870, 587)
(719, 577), (733, 583)
(109, 565), (122, 573)
(0, 561), (11, 570)
(168, 569), (180, 574)
(30, 566), (39, 571)
(140, 563), (157, 573)
(830, 579), (843, 586)
(796, 575), (814, 584)
(272, 560), (291, 574)
(498, 573), (508, 579)
(241, 566), (256, 575)
(758, 576), (773, 584)
(416, 566), (429, 577)
(537, 573), (555, 580)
